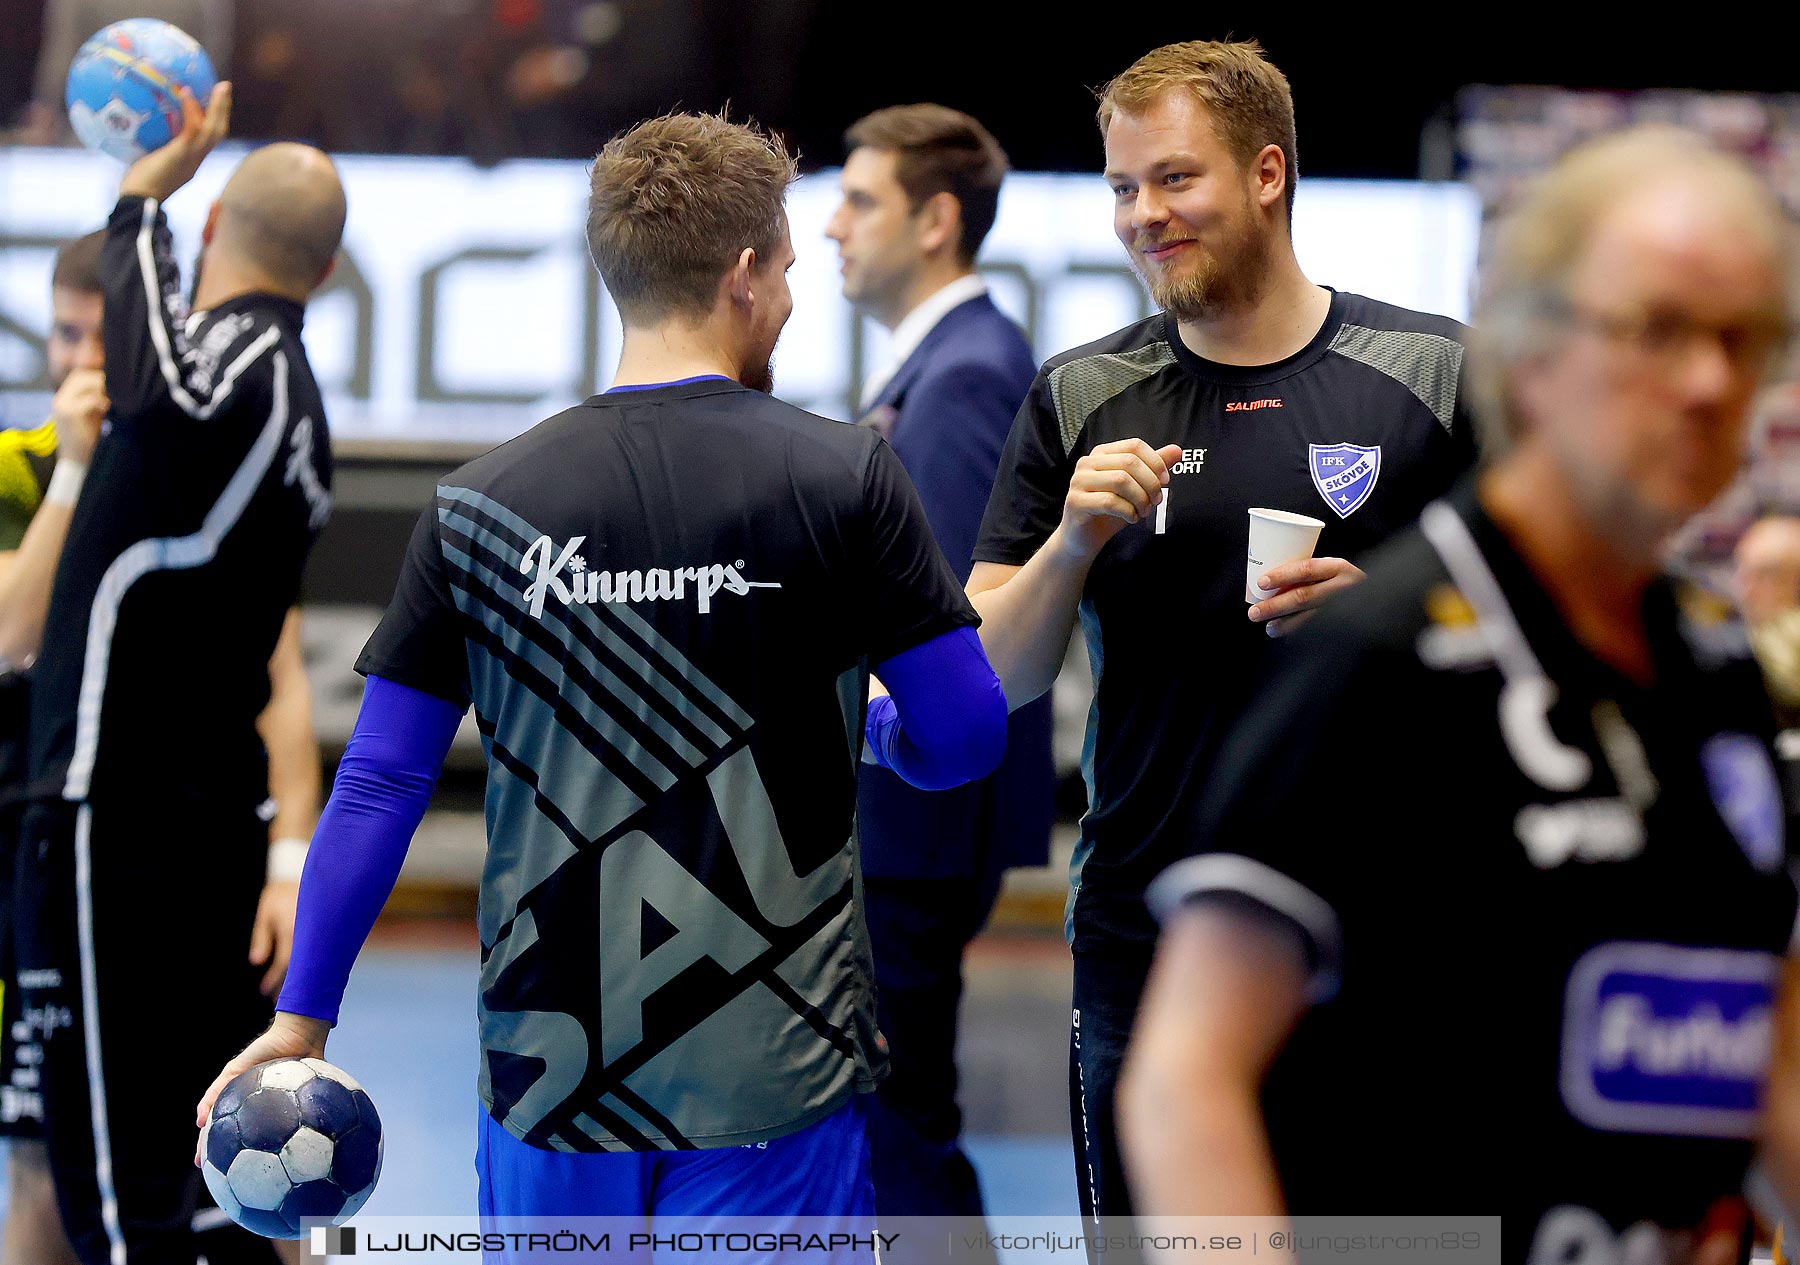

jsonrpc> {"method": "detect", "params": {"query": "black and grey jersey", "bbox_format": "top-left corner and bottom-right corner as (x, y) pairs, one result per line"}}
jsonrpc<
(974, 290), (1477, 941)
(356, 379), (976, 1152)
(28, 195), (333, 809)
(1152, 482), (1798, 1240)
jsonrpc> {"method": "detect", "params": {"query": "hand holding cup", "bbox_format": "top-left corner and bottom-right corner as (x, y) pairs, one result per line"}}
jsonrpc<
(1244, 509), (1365, 637)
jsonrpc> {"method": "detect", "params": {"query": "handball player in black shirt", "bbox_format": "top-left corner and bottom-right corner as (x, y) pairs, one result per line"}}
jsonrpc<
(968, 40), (1476, 1230)
(19, 85), (343, 1265)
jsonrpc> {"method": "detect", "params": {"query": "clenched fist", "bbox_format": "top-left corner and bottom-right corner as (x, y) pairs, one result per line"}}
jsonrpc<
(1058, 439), (1184, 561)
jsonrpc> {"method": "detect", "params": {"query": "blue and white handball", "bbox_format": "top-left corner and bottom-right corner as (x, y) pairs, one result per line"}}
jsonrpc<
(200, 1057), (383, 1240)
(64, 18), (216, 163)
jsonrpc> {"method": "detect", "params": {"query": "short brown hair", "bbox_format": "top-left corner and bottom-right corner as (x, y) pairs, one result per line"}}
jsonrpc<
(52, 229), (106, 294)
(587, 112), (798, 324)
(1096, 40), (1299, 220)
(844, 104), (1009, 264)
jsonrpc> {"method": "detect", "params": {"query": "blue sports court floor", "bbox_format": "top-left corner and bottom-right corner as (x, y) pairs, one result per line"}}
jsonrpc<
(1, 927), (1077, 1225)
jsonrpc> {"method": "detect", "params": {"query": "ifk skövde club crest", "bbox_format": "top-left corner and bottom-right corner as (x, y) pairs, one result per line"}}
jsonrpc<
(1310, 443), (1382, 519)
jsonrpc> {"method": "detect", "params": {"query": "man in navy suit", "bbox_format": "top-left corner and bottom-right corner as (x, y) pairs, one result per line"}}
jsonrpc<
(826, 105), (1056, 1237)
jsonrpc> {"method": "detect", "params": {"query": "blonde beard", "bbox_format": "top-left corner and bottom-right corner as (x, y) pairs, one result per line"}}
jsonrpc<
(1147, 254), (1224, 321)
(1141, 219), (1270, 322)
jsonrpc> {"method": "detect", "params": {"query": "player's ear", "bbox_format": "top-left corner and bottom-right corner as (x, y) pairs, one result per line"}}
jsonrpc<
(917, 191), (961, 255)
(727, 247), (756, 309)
(1253, 144), (1286, 212)
(202, 199), (222, 245)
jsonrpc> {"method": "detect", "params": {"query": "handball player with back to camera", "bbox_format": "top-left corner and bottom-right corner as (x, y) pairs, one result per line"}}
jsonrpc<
(197, 110), (1008, 1247)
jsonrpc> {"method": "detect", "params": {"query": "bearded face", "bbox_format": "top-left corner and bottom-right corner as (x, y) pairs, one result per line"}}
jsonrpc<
(1105, 91), (1278, 322)
(1129, 184), (1272, 321)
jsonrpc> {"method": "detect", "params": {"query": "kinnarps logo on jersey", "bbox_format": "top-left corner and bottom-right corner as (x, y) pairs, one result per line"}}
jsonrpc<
(1560, 941), (1778, 1138)
(521, 535), (780, 618)
(1309, 443), (1381, 518)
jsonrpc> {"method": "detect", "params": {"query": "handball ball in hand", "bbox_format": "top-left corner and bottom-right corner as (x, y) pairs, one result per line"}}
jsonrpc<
(200, 1058), (383, 1240)
(65, 18), (217, 163)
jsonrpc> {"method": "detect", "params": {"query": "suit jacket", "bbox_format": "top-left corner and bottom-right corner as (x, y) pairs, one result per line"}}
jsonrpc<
(857, 293), (1056, 880)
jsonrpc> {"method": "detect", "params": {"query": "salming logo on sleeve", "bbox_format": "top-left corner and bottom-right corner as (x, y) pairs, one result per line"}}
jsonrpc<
(186, 313), (256, 395)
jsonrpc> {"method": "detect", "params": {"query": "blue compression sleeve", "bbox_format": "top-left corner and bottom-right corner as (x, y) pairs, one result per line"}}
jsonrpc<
(275, 675), (464, 1025)
(865, 625), (1007, 791)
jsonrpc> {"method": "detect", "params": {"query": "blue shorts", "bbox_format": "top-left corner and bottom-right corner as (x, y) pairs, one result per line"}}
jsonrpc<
(475, 1095), (876, 1262)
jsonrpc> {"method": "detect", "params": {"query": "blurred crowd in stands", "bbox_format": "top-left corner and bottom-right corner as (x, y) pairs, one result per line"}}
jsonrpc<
(3, 0), (819, 163)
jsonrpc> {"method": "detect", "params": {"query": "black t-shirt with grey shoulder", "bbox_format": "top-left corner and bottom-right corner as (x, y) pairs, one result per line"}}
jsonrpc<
(975, 291), (1477, 942)
(357, 379), (976, 1152)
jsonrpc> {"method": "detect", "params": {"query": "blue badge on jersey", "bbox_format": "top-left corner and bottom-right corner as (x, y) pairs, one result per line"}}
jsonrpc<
(1699, 733), (1785, 873)
(1560, 941), (1777, 1139)
(1309, 443), (1382, 518)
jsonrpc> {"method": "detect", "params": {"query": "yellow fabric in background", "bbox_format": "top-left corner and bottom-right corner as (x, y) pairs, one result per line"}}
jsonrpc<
(0, 420), (56, 552)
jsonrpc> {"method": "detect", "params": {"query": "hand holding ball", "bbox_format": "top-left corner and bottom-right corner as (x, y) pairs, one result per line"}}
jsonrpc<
(200, 1058), (382, 1240)
(65, 18), (216, 163)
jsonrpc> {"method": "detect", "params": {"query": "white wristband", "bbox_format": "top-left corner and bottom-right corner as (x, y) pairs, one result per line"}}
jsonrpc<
(268, 836), (310, 883)
(43, 460), (87, 508)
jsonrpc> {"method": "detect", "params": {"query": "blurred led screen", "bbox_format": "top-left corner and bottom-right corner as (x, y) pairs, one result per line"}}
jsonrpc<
(0, 147), (1479, 442)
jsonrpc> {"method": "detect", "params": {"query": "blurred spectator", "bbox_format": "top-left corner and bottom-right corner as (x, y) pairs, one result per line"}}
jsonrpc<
(11, 0), (818, 161)
(392, 2), (518, 163)
(500, 0), (720, 156)
(1737, 514), (1800, 724)
(229, 4), (356, 154)
(19, 0), (232, 144)
(0, 6), (46, 131)
(701, 0), (816, 137)
(1736, 515), (1800, 626)
(231, 0), (447, 156)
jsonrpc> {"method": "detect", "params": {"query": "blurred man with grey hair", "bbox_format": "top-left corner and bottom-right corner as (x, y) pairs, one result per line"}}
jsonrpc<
(1121, 127), (1798, 1259)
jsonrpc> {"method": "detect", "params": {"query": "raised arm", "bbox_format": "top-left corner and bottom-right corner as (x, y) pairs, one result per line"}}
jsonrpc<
(103, 83), (239, 422)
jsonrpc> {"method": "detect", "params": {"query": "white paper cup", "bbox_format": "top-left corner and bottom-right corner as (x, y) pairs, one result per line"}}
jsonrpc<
(1246, 508), (1325, 602)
